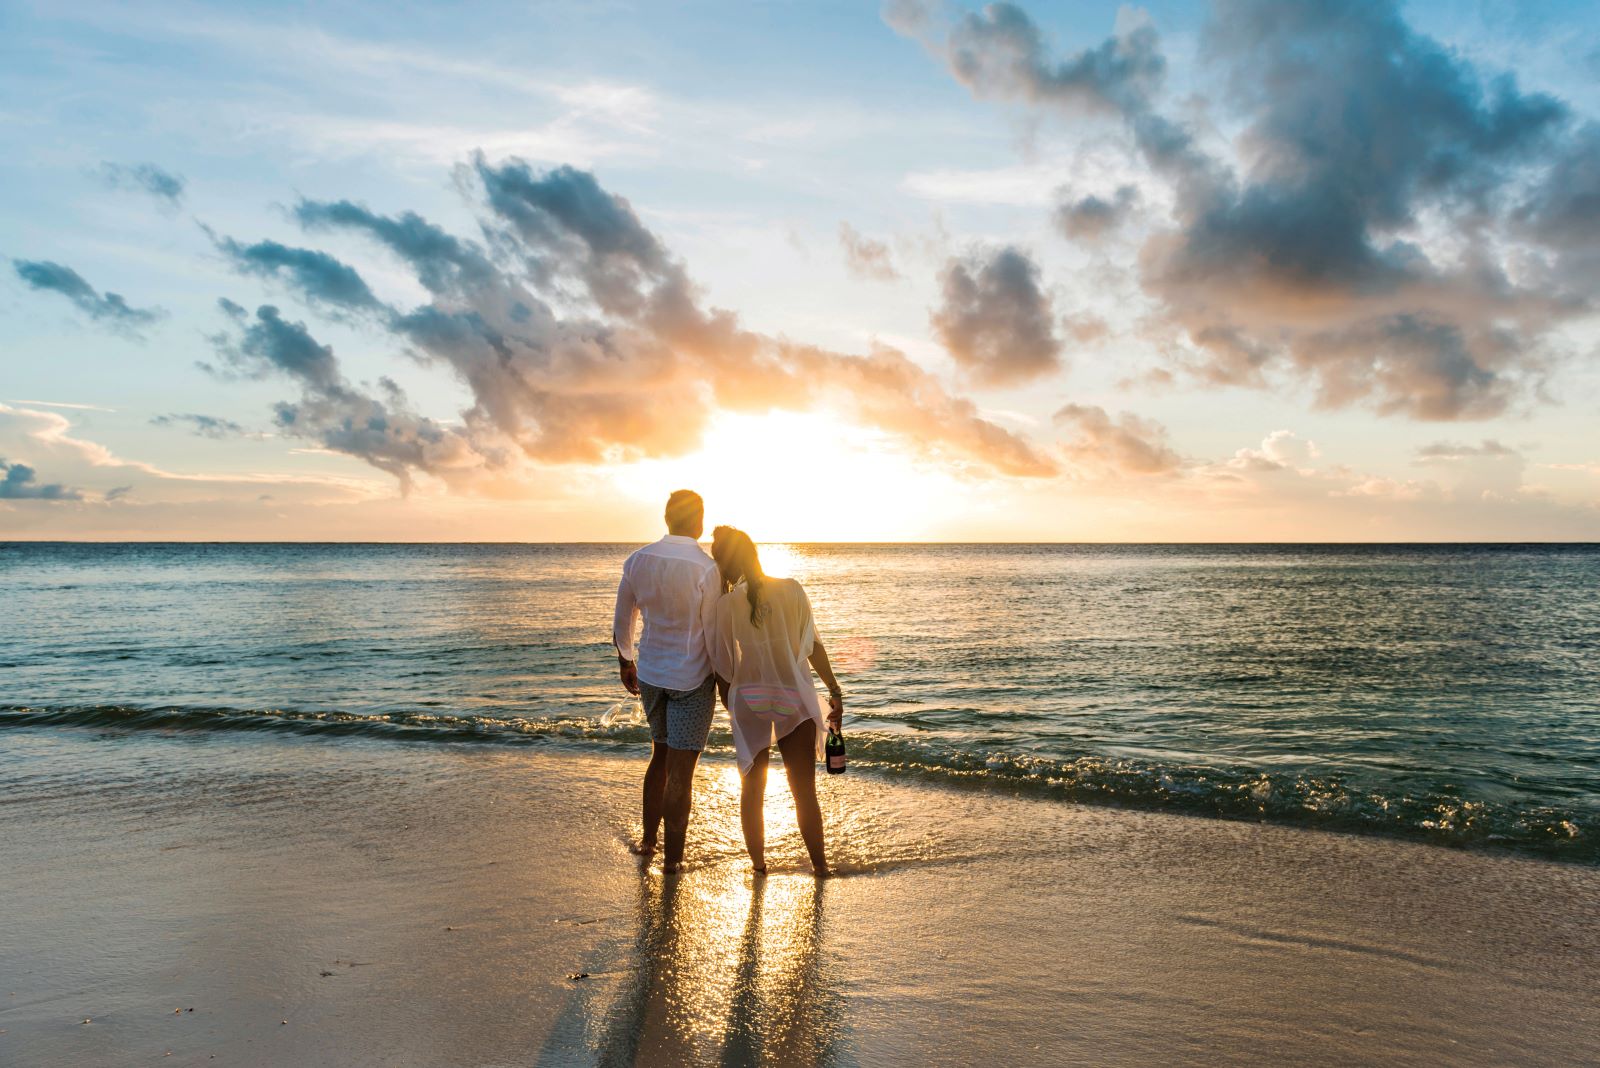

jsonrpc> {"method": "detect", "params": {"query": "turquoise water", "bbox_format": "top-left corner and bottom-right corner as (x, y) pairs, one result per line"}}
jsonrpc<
(2, 542), (1596, 862)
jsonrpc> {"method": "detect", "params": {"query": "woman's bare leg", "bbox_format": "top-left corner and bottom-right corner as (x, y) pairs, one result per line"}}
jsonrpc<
(777, 720), (828, 875)
(741, 748), (770, 872)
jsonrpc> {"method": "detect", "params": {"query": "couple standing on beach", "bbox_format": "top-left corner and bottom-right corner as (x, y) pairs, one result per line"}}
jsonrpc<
(612, 489), (846, 876)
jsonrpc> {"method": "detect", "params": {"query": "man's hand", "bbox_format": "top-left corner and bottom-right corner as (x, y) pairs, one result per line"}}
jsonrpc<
(619, 657), (639, 696)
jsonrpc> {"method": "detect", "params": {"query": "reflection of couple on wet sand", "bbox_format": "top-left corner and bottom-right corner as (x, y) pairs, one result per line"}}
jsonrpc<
(612, 489), (845, 875)
(563, 866), (844, 1066)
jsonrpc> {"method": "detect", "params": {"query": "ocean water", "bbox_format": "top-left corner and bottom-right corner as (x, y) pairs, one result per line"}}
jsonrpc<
(2, 542), (1597, 863)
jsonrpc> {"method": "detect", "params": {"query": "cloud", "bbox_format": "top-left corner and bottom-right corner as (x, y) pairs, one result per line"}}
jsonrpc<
(11, 259), (163, 335)
(1053, 403), (1182, 476)
(889, 0), (1165, 117)
(207, 305), (486, 493)
(222, 157), (1060, 488)
(150, 413), (253, 439)
(838, 222), (900, 281)
(902, 163), (1063, 205)
(1061, 313), (1110, 344)
(931, 246), (1063, 386)
(1228, 429), (1321, 472)
(7, 400), (116, 412)
(0, 402), (385, 514)
(1416, 439), (1519, 461)
(91, 162), (186, 205)
(212, 235), (383, 314)
(1055, 184), (1139, 241)
(896, 0), (1597, 421)
(1513, 122), (1600, 290)
(294, 198), (504, 297)
(0, 459), (83, 500)
(1409, 438), (1527, 497)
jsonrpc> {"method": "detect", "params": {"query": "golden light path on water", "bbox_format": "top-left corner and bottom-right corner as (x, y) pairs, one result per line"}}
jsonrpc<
(584, 765), (849, 1063)
(591, 869), (837, 1062)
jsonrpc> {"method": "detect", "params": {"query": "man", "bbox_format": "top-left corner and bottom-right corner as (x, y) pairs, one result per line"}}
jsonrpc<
(612, 489), (722, 873)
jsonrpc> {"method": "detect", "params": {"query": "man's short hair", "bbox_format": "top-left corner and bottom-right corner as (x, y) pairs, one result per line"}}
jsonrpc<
(664, 489), (704, 531)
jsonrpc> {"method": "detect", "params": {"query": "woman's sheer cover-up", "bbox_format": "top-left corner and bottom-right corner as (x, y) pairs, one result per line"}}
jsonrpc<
(712, 577), (827, 776)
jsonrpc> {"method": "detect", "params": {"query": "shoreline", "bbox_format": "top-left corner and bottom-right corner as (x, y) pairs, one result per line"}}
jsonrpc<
(4, 704), (1594, 867)
(3, 726), (1597, 1065)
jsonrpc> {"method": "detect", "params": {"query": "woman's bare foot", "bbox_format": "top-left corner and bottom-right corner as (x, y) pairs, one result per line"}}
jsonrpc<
(661, 860), (683, 875)
(628, 838), (657, 857)
(751, 863), (767, 876)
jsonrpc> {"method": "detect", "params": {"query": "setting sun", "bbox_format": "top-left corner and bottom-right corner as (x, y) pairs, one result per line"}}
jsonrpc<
(611, 411), (972, 542)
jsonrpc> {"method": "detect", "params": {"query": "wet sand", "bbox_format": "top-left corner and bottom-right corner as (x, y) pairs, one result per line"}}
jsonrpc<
(1, 727), (1596, 1066)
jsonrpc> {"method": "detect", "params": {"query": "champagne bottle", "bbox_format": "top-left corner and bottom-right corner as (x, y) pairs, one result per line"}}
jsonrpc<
(825, 727), (846, 775)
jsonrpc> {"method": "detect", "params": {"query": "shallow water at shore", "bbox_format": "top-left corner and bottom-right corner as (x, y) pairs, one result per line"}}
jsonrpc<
(3, 542), (1598, 861)
(2, 727), (1596, 1066)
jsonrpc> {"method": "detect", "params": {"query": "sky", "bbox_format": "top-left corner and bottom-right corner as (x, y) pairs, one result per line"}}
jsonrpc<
(1, 0), (1598, 541)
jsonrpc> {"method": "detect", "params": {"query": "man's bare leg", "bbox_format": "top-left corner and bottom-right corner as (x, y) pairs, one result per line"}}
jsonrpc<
(661, 746), (702, 873)
(633, 741), (670, 855)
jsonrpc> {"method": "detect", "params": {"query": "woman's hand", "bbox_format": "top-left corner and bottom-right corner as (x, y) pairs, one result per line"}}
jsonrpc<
(827, 690), (843, 731)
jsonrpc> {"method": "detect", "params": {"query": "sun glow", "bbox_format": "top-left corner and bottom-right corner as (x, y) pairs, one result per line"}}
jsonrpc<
(611, 410), (971, 541)
(717, 764), (802, 841)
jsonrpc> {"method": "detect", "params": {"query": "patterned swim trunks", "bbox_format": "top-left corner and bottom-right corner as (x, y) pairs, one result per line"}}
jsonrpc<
(638, 676), (717, 751)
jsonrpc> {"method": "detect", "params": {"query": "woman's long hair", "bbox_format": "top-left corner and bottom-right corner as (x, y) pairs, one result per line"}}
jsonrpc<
(712, 525), (766, 625)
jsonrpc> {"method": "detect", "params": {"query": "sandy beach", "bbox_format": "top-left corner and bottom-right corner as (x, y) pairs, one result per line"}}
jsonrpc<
(1, 726), (1595, 1066)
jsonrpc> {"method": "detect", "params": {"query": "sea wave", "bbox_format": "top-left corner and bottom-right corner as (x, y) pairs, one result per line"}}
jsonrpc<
(2, 703), (1591, 864)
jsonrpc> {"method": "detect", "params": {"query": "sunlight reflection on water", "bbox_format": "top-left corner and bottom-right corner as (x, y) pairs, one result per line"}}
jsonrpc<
(4, 541), (1598, 860)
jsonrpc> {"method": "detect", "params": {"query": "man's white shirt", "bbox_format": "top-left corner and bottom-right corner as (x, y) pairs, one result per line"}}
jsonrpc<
(613, 535), (721, 691)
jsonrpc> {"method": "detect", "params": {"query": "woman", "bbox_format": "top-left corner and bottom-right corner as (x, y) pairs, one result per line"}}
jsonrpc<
(710, 526), (844, 877)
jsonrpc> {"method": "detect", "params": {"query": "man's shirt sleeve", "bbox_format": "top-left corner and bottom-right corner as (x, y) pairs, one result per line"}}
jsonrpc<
(613, 561), (639, 662)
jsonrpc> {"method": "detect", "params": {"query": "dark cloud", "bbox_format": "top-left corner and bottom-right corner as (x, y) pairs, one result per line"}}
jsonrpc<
(211, 305), (344, 393)
(0, 459), (83, 500)
(208, 305), (488, 494)
(1053, 404), (1182, 475)
(1513, 122), (1600, 289)
(1055, 185), (1139, 241)
(213, 236), (383, 314)
(294, 199), (505, 297)
(1143, 0), (1572, 419)
(92, 162), (186, 205)
(891, 1), (1165, 117)
(253, 159), (1057, 486)
(12, 259), (162, 335)
(150, 413), (252, 439)
(473, 157), (675, 319)
(931, 246), (1063, 386)
(896, 0), (1595, 421)
(838, 222), (900, 281)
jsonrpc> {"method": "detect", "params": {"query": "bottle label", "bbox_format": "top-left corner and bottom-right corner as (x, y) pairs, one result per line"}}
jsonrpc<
(829, 754), (846, 769)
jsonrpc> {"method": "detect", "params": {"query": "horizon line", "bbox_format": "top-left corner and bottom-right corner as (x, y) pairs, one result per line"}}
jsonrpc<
(3, 539), (1598, 547)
